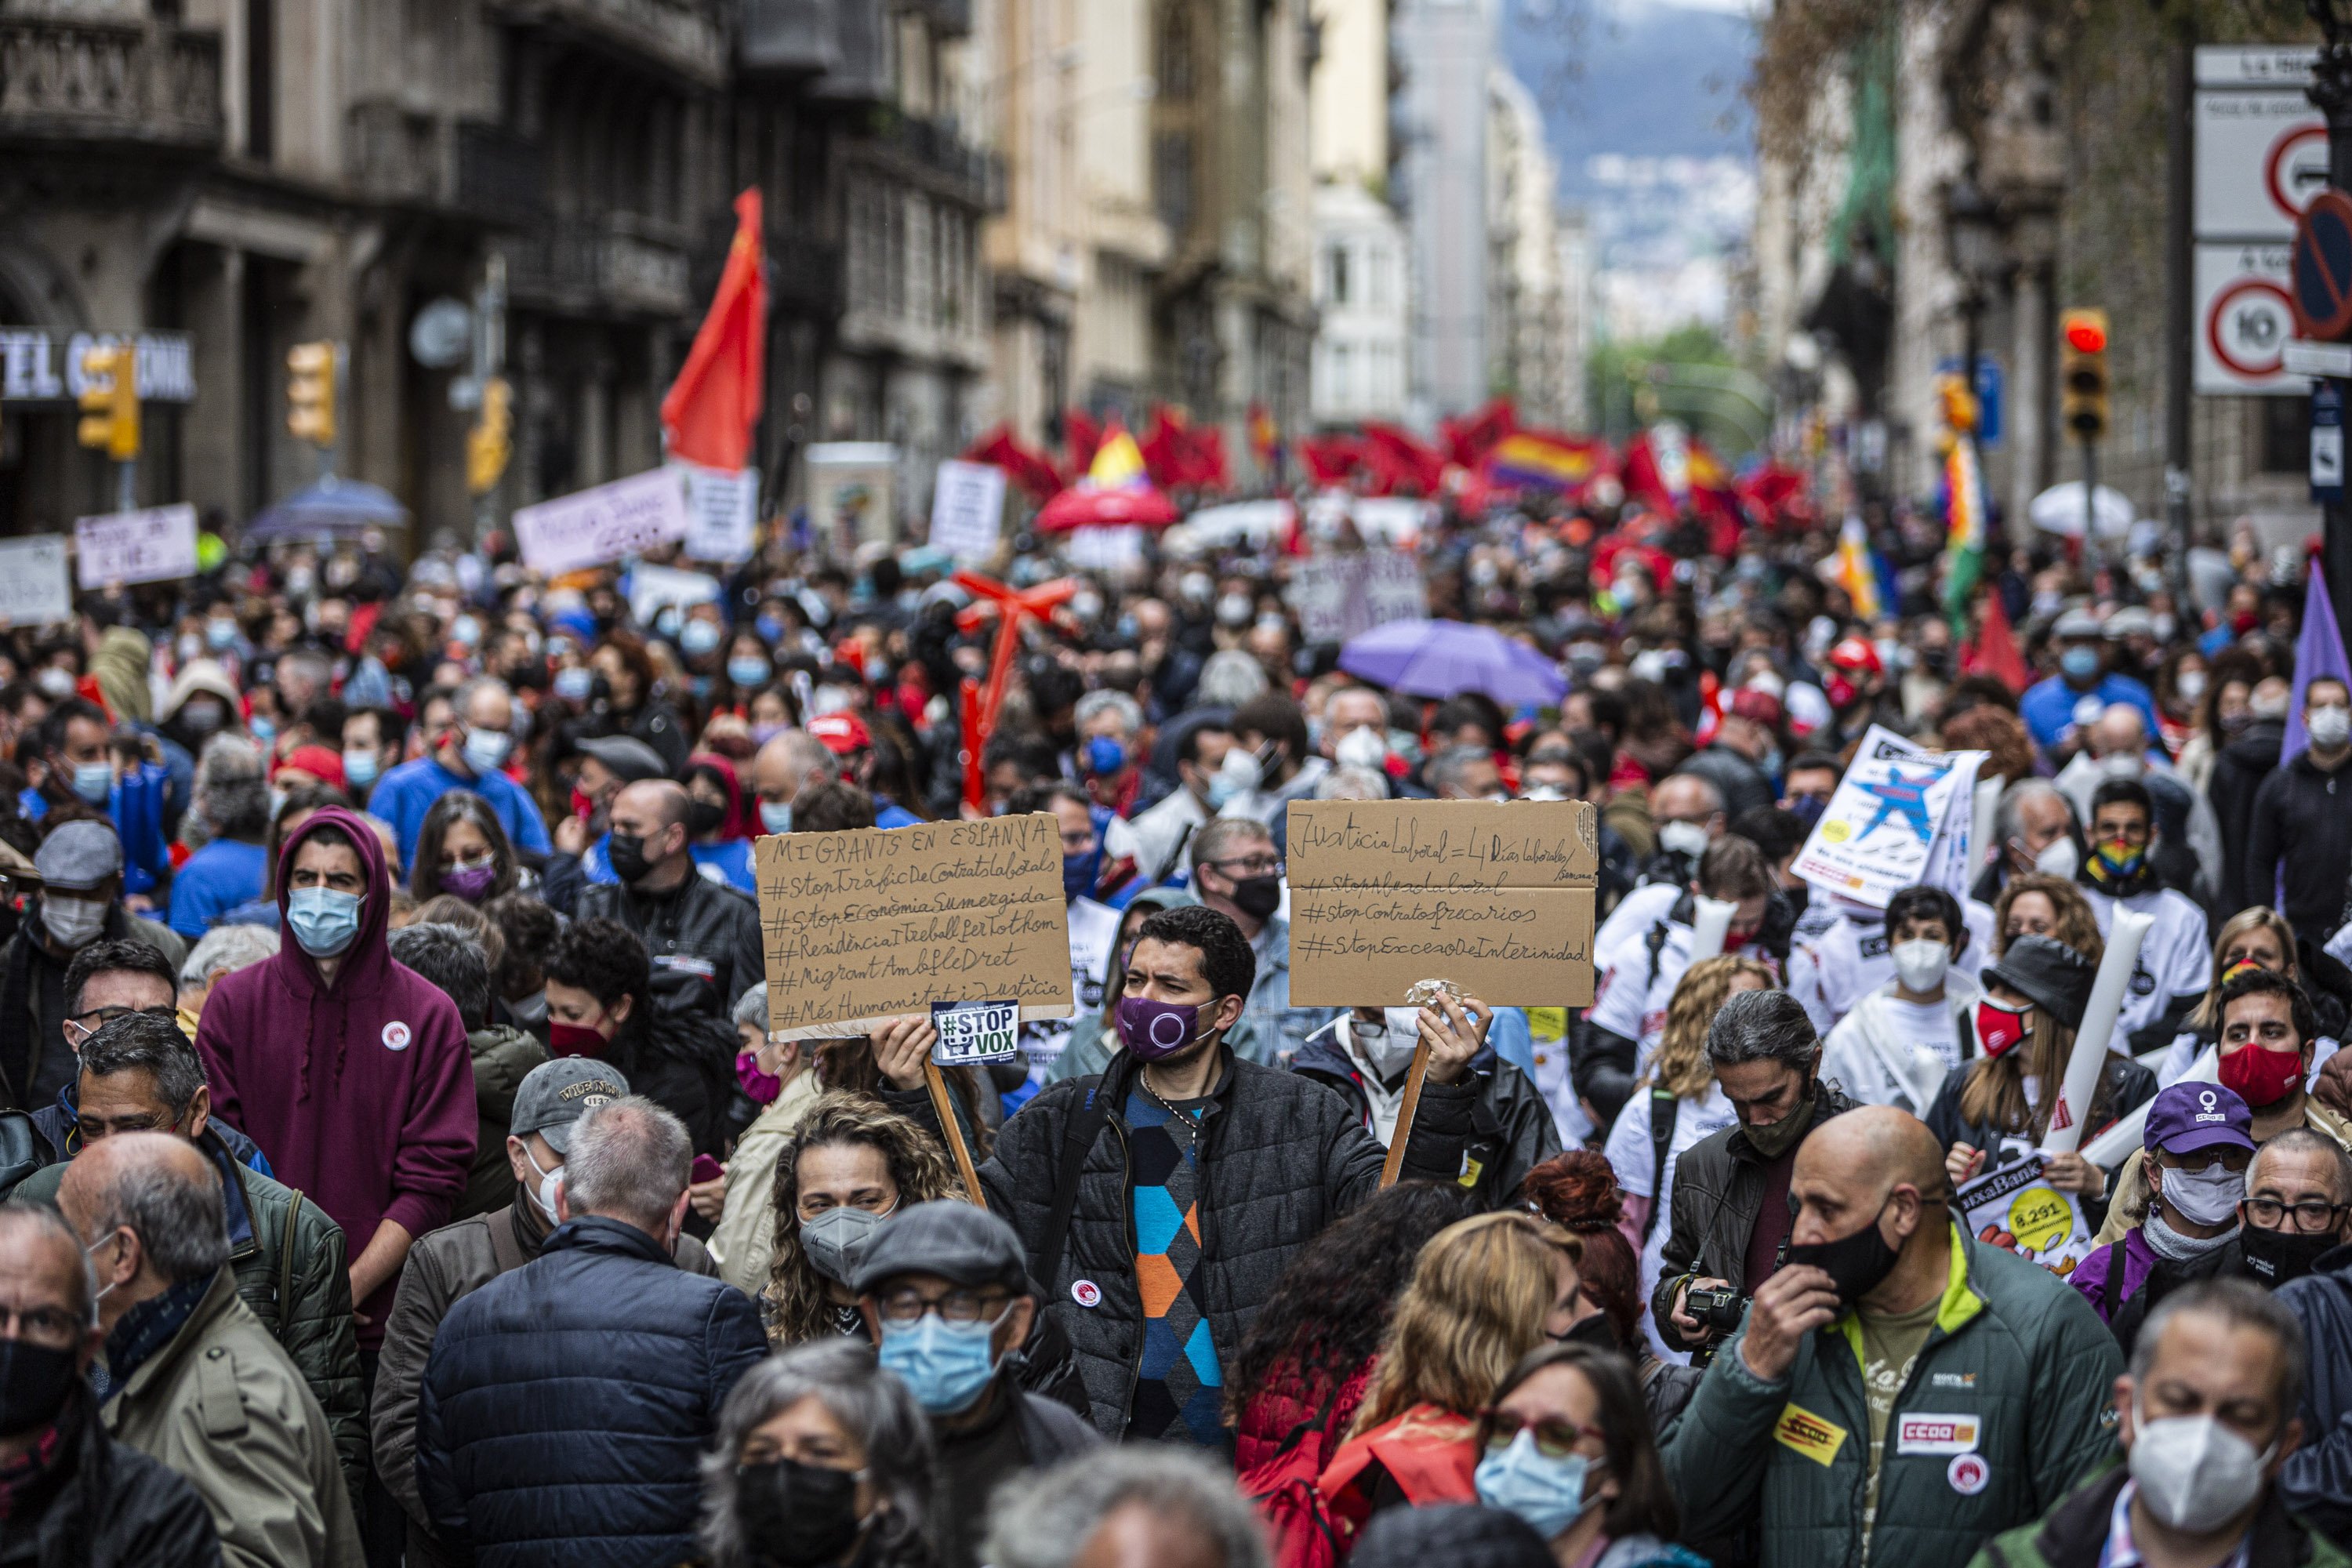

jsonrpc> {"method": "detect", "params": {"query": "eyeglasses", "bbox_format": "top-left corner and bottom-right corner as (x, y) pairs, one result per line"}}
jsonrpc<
(1202, 855), (1282, 878)
(64, 1004), (178, 1045)
(2244, 1198), (2349, 1233)
(1476, 1406), (1604, 1459)
(873, 1286), (1013, 1326)
(0, 1304), (84, 1348)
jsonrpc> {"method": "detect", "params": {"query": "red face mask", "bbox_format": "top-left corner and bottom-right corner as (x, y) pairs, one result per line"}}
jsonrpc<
(2219, 1042), (2303, 1108)
(1825, 673), (1859, 710)
(569, 786), (595, 822)
(1974, 1000), (2030, 1059)
(548, 1019), (608, 1058)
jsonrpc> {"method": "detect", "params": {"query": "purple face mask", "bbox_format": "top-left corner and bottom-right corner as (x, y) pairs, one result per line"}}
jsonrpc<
(1115, 996), (1204, 1062)
(441, 862), (497, 902)
(735, 1051), (782, 1104)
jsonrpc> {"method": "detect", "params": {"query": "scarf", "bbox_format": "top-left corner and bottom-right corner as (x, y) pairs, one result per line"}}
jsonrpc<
(93, 1272), (212, 1403)
(2143, 1209), (2236, 1265)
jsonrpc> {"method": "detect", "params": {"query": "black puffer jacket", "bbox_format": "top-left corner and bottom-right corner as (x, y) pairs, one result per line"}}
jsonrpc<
(1290, 1035), (1560, 1211)
(0, 1388), (221, 1568)
(576, 871), (766, 1022)
(889, 1045), (1474, 1436)
(416, 1217), (768, 1568)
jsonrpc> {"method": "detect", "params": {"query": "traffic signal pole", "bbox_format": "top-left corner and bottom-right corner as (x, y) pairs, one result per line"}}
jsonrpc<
(2313, 27), (2352, 652)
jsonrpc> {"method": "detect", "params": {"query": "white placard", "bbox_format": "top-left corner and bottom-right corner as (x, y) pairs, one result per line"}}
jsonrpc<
(1063, 524), (1145, 572)
(513, 467), (691, 575)
(930, 459), (1007, 560)
(0, 535), (72, 626)
(1791, 726), (1987, 910)
(677, 463), (759, 563)
(1287, 553), (1429, 644)
(1955, 1156), (2094, 1283)
(626, 562), (721, 624)
(930, 998), (1023, 1065)
(2194, 243), (2301, 395)
(74, 503), (198, 590)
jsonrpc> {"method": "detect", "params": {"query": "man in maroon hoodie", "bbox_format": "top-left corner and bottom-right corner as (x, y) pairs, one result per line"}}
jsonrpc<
(193, 805), (474, 1559)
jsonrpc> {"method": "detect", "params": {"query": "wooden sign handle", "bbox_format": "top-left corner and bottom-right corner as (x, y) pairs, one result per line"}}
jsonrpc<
(925, 1059), (988, 1206)
(1378, 1036), (1435, 1189)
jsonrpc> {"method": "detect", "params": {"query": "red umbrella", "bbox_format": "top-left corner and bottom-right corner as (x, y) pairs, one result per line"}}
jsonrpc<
(1033, 485), (1181, 532)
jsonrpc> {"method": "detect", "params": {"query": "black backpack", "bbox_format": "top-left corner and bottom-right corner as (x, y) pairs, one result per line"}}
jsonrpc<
(0, 1109), (56, 1201)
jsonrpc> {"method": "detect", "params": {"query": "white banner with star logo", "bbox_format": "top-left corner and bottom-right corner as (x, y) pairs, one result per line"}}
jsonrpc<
(1791, 725), (1987, 911)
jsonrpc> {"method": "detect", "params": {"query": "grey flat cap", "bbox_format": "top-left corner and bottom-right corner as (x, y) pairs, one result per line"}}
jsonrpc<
(35, 820), (123, 891)
(852, 1200), (1029, 1294)
(575, 735), (668, 782)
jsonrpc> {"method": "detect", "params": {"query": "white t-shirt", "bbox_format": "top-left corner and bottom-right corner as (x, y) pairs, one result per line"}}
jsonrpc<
(1588, 919), (1778, 1071)
(1884, 995), (1963, 1069)
(2080, 886), (2212, 1052)
(1523, 1007), (1597, 1146)
(1605, 1083), (1739, 1363)
(1788, 903), (1996, 1033)
(1594, 883), (1682, 977)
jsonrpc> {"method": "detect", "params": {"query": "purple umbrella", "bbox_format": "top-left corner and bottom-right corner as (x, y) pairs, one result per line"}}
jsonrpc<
(1338, 619), (1567, 707)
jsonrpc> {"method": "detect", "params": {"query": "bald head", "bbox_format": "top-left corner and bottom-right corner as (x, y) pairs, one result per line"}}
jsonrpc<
(1788, 1107), (1951, 1305)
(2089, 705), (2147, 759)
(752, 731), (834, 808)
(615, 779), (690, 833)
(1798, 1105), (1949, 1202)
(60, 1131), (229, 1331)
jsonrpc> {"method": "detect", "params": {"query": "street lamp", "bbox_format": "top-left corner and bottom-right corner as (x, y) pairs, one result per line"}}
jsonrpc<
(1944, 174), (2005, 412)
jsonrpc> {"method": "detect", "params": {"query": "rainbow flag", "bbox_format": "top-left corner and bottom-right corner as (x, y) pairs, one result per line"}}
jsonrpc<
(1940, 436), (1987, 618)
(1835, 515), (1882, 621)
(1484, 430), (1609, 494)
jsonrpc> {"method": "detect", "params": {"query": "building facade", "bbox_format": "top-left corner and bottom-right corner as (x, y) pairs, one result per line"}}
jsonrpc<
(1306, 0), (1408, 426)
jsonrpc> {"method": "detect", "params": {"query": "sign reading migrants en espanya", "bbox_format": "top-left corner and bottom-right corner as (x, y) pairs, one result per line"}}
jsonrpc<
(0, 535), (71, 626)
(74, 503), (199, 590)
(1287, 552), (1429, 645)
(757, 815), (1075, 1041)
(1955, 1156), (2093, 1281)
(1790, 725), (1986, 909)
(1286, 799), (1599, 1007)
(512, 468), (692, 575)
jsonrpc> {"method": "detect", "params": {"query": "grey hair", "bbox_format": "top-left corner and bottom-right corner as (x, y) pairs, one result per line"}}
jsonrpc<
(1189, 815), (1275, 878)
(453, 674), (514, 718)
(2252, 1127), (2352, 1206)
(1704, 988), (1820, 1072)
(180, 923), (280, 991)
(195, 734), (270, 838)
(387, 923), (492, 1027)
(195, 732), (266, 786)
(1316, 765), (1390, 800)
(1197, 648), (1271, 707)
(1074, 690), (1143, 738)
(80, 1013), (209, 1121)
(1425, 745), (1492, 797)
(697, 1341), (935, 1568)
(1994, 779), (2071, 847)
(985, 1447), (1270, 1568)
(731, 982), (769, 1032)
(563, 1095), (691, 1232)
(0, 1205), (99, 1328)
(2129, 1278), (2307, 1430)
(82, 1139), (230, 1285)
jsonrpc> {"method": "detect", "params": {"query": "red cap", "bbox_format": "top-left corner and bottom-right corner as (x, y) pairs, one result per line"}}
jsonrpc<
(808, 712), (871, 755)
(1827, 637), (1883, 677)
(273, 744), (347, 791)
(1729, 688), (1784, 728)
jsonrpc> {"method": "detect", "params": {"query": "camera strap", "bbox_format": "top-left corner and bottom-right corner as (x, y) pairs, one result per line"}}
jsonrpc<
(1642, 1086), (1678, 1245)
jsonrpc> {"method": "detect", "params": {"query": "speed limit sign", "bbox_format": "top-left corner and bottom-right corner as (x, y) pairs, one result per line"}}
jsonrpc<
(2196, 243), (2301, 394)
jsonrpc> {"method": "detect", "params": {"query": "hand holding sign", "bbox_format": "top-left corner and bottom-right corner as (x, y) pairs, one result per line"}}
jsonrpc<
(873, 1014), (936, 1091)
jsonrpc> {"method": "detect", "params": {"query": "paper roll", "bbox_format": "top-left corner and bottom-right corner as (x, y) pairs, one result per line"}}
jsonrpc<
(2079, 1045), (2218, 1167)
(1971, 777), (2002, 885)
(1690, 895), (1738, 962)
(2040, 909), (2153, 1155)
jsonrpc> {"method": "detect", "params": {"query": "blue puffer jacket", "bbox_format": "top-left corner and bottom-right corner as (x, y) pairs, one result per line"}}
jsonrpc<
(416, 1215), (767, 1568)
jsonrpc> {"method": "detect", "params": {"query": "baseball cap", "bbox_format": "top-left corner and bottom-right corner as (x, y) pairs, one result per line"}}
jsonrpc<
(808, 712), (872, 755)
(1730, 688), (1784, 728)
(2143, 1081), (2256, 1157)
(510, 1058), (630, 1155)
(36, 820), (123, 892)
(851, 1200), (1028, 1295)
(1827, 637), (1882, 676)
(1983, 935), (2099, 1032)
(274, 744), (347, 791)
(2052, 607), (2104, 639)
(575, 735), (668, 783)
(2103, 606), (2154, 641)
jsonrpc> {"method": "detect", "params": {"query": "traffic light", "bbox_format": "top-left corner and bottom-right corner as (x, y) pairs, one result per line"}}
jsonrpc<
(466, 376), (512, 495)
(286, 341), (336, 446)
(2060, 308), (2110, 443)
(75, 343), (140, 460)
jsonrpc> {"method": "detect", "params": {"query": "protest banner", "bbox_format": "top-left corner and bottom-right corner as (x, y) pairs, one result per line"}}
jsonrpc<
(675, 462), (759, 562)
(1286, 799), (1599, 1007)
(1955, 1156), (2092, 1279)
(625, 562), (721, 626)
(513, 467), (691, 575)
(1287, 552), (1429, 644)
(0, 535), (72, 626)
(806, 442), (898, 546)
(930, 459), (1007, 560)
(1791, 725), (1986, 909)
(74, 503), (198, 589)
(757, 814), (1074, 1040)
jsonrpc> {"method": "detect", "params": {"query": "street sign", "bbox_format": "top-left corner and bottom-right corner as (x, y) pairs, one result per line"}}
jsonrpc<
(2197, 91), (2327, 239)
(2196, 243), (2302, 393)
(2314, 381), (2344, 503)
(1934, 356), (2005, 446)
(2296, 190), (2352, 341)
(2286, 339), (2352, 376)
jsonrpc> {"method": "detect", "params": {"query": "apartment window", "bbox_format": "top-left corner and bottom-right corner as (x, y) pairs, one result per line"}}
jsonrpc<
(1331, 343), (1353, 407)
(247, 0), (274, 159)
(1369, 247), (1391, 310)
(1153, 132), (1193, 234)
(2261, 396), (2310, 475)
(1327, 244), (1350, 305)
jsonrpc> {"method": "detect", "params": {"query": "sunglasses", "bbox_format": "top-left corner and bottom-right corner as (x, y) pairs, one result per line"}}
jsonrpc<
(1476, 1406), (1604, 1459)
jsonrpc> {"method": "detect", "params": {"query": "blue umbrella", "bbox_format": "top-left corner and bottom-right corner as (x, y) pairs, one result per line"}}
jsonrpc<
(1338, 619), (1566, 707)
(245, 476), (409, 541)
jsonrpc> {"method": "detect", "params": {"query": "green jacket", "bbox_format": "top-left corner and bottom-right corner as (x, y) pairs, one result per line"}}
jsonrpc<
(455, 1024), (547, 1221)
(16, 1130), (364, 1504)
(105, 1267), (365, 1568)
(1663, 1222), (2123, 1568)
(1968, 1460), (2352, 1568)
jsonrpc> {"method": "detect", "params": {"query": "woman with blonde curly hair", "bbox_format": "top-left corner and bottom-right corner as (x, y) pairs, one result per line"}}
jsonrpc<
(1316, 1212), (1592, 1543)
(1600, 954), (1772, 1364)
(1991, 873), (2105, 964)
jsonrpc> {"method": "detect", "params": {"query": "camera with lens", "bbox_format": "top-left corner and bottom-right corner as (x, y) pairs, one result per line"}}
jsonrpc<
(1684, 1284), (1750, 1338)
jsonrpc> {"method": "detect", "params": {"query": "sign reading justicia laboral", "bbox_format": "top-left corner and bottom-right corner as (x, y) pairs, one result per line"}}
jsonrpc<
(0, 330), (197, 404)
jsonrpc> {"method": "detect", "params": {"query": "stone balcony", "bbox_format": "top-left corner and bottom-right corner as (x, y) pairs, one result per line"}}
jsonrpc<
(508, 213), (692, 318)
(489, 0), (726, 88)
(0, 14), (221, 151)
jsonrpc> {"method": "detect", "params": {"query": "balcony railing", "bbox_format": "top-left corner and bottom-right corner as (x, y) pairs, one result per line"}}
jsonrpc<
(347, 107), (547, 223)
(508, 216), (691, 317)
(858, 111), (998, 208)
(0, 17), (221, 150)
(490, 0), (726, 87)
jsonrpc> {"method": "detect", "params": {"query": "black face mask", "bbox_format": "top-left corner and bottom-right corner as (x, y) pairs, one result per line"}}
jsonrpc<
(0, 1338), (79, 1439)
(687, 799), (728, 839)
(1784, 1199), (1904, 1308)
(1553, 1311), (1621, 1352)
(606, 831), (655, 885)
(736, 1456), (866, 1567)
(2238, 1224), (2339, 1287)
(1229, 873), (1283, 923)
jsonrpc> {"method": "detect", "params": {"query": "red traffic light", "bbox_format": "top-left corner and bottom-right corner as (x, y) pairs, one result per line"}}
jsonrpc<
(2063, 318), (2107, 354)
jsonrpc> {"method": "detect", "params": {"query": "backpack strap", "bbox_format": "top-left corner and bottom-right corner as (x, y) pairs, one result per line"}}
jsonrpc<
(2099, 1239), (2129, 1321)
(1037, 1076), (1109, 1286)
(1643, 920), (1671, 996)
(1642, 1087), (1678, 1244)
(275, 1189), (303, 1330)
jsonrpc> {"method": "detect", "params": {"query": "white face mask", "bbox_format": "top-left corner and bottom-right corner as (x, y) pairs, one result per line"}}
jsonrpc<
(1334, 726), (1388, 773)
(2153, 1158), (2245, 1229)
(2034, 837), (2079, 880)
(2128, 1401), (2275, 1534)
(42, 896), (107, 949)
(520, 1142), (564, 1221)
(1891, 938), (1950, 994)
(2310, 704), (2352, 750)
(2100, 751), (2145, 780)
(1657, 820), (1711, 861)
(1348, 1009), (1426, 1080)
(2176, 670), (2206, 703)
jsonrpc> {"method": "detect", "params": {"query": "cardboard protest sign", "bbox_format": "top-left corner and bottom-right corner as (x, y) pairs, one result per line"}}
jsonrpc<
(757, 815), (1074, 1040)
(930, 459), (1007, 559)
(1955, 1156), (2092, 1279)
(74, 503), (198, 589)
(0, 535), (72, 626)
(1287, 553), (1428, 644)
(675, 462), (759, 562)
(512, 467), (691, 575)
(1287, 799), (1599, 1007)
(1791, 725), (1987, 909)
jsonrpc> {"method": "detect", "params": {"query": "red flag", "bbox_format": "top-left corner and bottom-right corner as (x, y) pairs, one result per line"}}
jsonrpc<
(660, 188), (767, 470)
(1189, 424), (1231, 492)
(1440, 397), (1518, 469)
(1360, 424), (1444, 496)
(1061, 408), (1102, 478)
(1965, 590), (2031, 691)
(1300, 435), (1360, 486)
(961, 426), (1063, 503)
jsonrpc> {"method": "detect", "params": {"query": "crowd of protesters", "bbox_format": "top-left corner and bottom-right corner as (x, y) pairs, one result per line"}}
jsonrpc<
(0, 499), (2349, 1568)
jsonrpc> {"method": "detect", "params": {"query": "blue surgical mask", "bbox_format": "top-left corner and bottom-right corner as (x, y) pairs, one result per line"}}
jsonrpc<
(759, 799), (793, 835)
(462, 728), (514, 775)
(2060, 646), (2102, 683)
(681, 619), (723, 657)
(728, 656), (771, 689)
(554, 666), (593, 702)
(286, 886), (363, 958)
(343, 750), (381, 789)
(1474, 1429), (1599, 1541)
(249, 717), (277, 745)
(205, 619), (238, 650)
(70, 762), (112, 804)
(876, 1308), (1007, 1415)
(756, 614), (786, 644)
